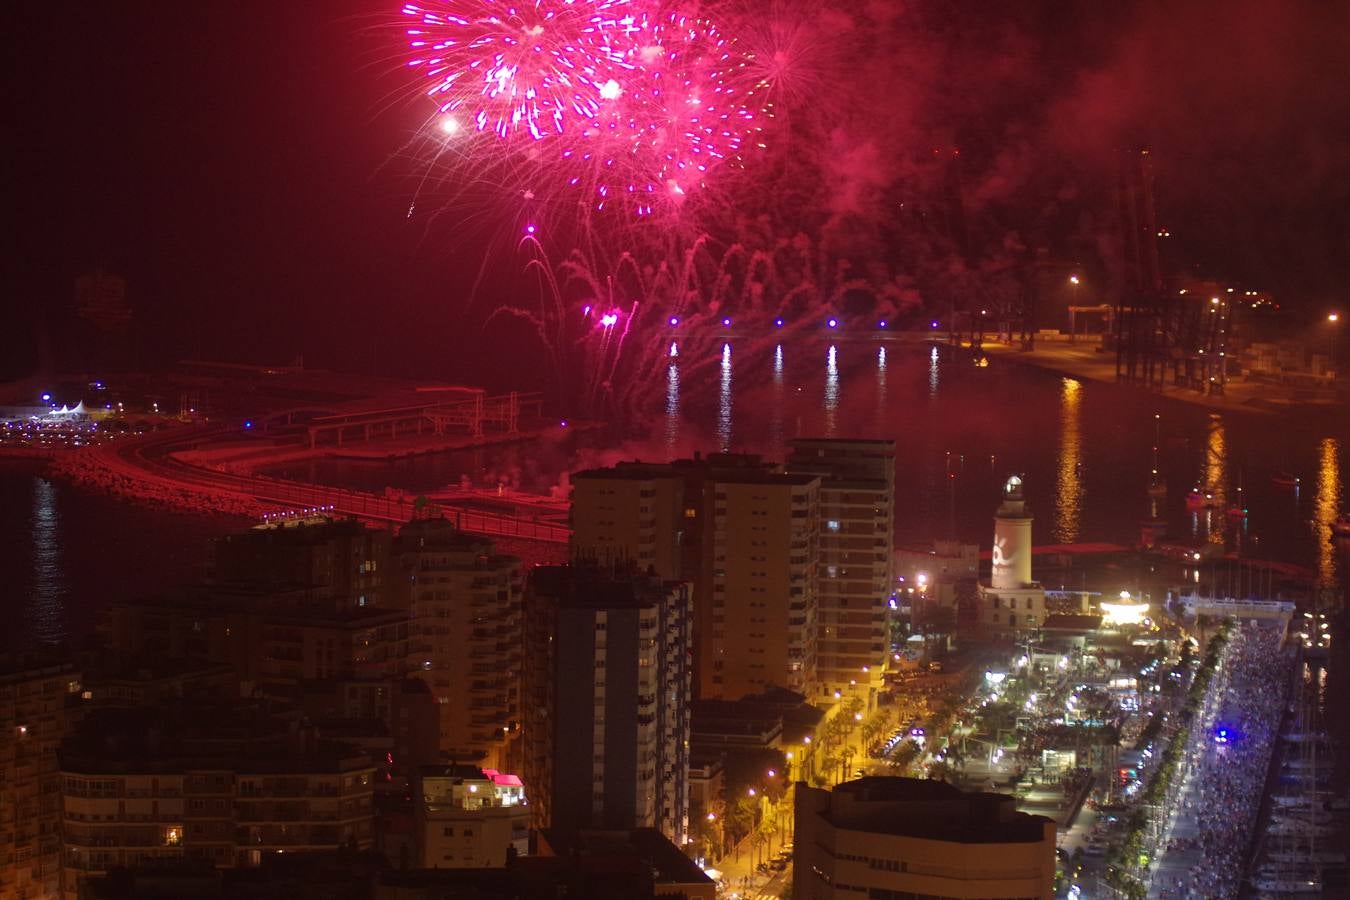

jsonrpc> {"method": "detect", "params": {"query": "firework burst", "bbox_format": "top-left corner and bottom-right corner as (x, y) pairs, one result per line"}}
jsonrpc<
(402, 0), (763, 219)
(402, 0), (639, 141)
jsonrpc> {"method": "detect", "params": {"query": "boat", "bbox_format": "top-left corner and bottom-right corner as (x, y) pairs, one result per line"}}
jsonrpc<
(1269, 850), (1347, 865)
(1251, 875), (1322, 894)
(1185, 484), (1221, 510)
(1273, 472), (1301, 487)
(1227, 471), (1249, 518)
(1147, 415), (1167, 499)
(1269, 818), (1337, 838)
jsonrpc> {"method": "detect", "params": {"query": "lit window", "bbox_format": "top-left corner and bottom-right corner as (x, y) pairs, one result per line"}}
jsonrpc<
(684, 508), (697, 518)
(827, 520), (840, 532)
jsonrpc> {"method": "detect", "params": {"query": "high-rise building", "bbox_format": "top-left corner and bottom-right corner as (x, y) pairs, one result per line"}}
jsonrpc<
(570, 453), (820, 700)
(210, 515), (391, 612)
(570, 468), (685, 576)
(979, 475), (1047, 635)
(58, 704), (375, 899)
(0, 658), (84, 900)
(523, 566), (692, 845)
(793, 778), (1056, 900)
(103, 590), (411, 686)
(394, 519), (523, 770)
(413, 764), (529, 868)
(786, 439), (895, 693)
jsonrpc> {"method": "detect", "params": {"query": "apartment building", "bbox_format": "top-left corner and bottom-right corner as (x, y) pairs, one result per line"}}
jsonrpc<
(394, 519), (523, 770)
(210, 515), (391, 611)
(414, 765), (529, 868)
(0, 658), (83, 900)
(570, 467), (685, 576)
(58, 704), (374, 899)
(570, 453), (820, 700)
(523, 566), (691, 845)
(786, 439), (895, 693)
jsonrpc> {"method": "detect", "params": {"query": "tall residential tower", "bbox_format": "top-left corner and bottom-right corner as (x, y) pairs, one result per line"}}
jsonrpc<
(523, 566), (692, 845)
(786, 439), (895, 694)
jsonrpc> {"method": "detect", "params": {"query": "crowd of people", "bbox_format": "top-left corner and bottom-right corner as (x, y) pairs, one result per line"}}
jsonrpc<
(1154, 624), (1290, 898)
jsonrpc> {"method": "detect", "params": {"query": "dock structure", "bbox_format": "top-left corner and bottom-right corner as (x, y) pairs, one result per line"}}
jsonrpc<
(303, 392), (540, 448)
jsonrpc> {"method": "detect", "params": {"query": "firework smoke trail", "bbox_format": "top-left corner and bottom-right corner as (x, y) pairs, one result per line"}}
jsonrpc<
(507, 228), (904, 420)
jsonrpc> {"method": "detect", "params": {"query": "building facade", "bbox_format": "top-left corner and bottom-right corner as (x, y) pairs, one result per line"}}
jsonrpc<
(414, 765), (529, 868)
(794, 778), (1056, 900)
(786, 439), (895, 693)
(58, 705), (374, 899)
(523, 567), (691, 845)
(394, 519), (523, 770)
(570, 453), (820, 700)
(0, 659), (83, 900)
(210, 515), (391, 611)
(570, 468), (685, 576)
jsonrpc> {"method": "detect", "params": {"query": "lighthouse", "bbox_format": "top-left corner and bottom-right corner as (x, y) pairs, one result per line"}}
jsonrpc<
(991, 474), (1033, 589)
(980, 474), (1046, 635)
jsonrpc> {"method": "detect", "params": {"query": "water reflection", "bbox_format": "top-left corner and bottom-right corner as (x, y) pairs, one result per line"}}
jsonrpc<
(877, 347), (888, 411)
(1314, 437), (1341, 588)
(771, 344), (784, 452)
(718, 343), (733, 451)
(1203, 415), (1227, 546)
(1053, 378), (1083, 543)
(824, 345), (839, 437)
(31, 478), (65, 643)
(928, 346), (940, 400)
(664, 361), (680, 451)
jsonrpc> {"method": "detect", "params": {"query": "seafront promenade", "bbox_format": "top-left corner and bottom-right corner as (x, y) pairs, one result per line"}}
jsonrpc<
(976, 335), (1345, 415)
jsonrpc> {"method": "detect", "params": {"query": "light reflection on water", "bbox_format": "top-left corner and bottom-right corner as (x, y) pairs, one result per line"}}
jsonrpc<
(1315, 437), (1341, 588)
(824, 345), (839, 437)
(664, 361), (680, 452)
(717, 343), (733, 451)
(877, 347), (888, 412)
(1203, 415), (1228, 546)
(771, 344), (784, 453)
(30, 478), (65, 644)
(928, 346), (940, 400)
(1053, 378), (1083, 543)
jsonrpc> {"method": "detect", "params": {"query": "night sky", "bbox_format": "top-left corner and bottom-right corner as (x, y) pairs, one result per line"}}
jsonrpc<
(9, 0), (1350, 383)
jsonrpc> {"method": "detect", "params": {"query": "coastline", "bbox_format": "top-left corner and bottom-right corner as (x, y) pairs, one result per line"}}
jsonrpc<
(974, 336), (1347, 417)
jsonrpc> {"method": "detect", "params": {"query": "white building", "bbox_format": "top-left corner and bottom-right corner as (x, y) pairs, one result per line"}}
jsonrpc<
(415, 765), (529, 868)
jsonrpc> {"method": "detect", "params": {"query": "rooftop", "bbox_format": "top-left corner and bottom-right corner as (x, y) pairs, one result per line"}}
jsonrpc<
(539, 828), (714, 888)
(59, 704), (372, 775)
(813, 777), (1054, 844)
(1042, 614), (1105, 632)
(528, 565), (683, 610)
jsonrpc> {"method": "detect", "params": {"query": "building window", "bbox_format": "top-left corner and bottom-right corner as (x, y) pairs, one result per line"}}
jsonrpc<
(826, 520), (840, 532)
(443, 827), (455, 836)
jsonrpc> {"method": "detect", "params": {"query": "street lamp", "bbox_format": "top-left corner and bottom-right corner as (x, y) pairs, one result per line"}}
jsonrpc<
(1330, 312), (1341, 323)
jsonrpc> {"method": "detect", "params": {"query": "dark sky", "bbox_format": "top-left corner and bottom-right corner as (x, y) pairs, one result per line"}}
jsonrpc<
(9, 0), (479, 382)
(8, 1), (1350, 382)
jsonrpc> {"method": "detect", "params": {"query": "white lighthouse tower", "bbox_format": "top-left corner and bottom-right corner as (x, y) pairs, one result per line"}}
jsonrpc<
(980, 474), (1046, 634)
